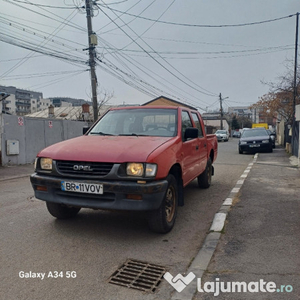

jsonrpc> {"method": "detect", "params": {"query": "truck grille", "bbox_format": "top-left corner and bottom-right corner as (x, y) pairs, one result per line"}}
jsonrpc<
(56, 160), (114, 176)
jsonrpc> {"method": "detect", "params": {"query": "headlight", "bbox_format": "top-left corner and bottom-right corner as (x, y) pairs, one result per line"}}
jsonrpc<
(34, 158), (38, 171)
(126, 163), (157, 177)
(127, 163), (144, 176)
(145, 164), (157, 177)
(240, 141), (247, 145)
(262, 140), (269, 143)
(40, 158), (53, 170)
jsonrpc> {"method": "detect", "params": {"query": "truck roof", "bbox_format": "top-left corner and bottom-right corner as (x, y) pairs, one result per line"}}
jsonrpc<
(109, 105), (196, 111)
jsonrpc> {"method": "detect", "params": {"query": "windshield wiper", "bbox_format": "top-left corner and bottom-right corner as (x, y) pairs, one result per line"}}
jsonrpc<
(119, 133), (148, 136)
(90, 132), (114, 136)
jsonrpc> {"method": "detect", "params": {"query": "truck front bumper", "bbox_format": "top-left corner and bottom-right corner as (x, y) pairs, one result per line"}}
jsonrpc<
(30, 174), (168, 211)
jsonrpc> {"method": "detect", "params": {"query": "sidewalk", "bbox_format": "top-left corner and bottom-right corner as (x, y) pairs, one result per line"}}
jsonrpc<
(194, 147), (300, 300)
(0, 163), (34, 181)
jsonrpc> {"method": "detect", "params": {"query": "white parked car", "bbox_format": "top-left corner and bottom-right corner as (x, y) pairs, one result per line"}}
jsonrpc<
(215, 130), (229, 142)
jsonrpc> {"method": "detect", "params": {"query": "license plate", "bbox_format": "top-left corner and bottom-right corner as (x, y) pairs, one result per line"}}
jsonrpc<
(61, 181), (103, 194)
(249, 144), (260, 148)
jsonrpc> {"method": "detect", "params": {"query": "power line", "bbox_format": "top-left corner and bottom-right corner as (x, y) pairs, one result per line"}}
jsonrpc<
(96, 36), (213, 107)
(0, 33), (87, 65)
(116, 0), (175, 51)
(27, 70), (87, 90)
(96, 3), (218, 97)
(7, 0), (79, 9)
(1, 3), (211, 108)
(98, 45), (294, 56)
(4, 0), (86, 32)
(0, 16), (86, 51)
(0, 7), (81, 78)
(101, 32), (269, 49)
(1, 69), (87, 80)
(95, 34), (212, 108)
(99, 6), (296, 28)
(96, 0), (144, 33)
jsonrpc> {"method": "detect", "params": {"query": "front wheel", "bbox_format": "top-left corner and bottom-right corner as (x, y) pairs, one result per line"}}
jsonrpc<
(198, 158), (212, 189)
(46, 202), (81, 219)
(147, 174), (178, 233)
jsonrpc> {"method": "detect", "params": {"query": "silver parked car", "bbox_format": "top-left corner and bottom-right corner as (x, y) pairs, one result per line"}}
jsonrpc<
(215, 130), (229, 142)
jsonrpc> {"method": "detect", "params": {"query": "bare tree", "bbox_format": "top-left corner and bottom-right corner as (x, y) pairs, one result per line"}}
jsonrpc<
(97, 87), (114, 117)
(251, 60), (300, 123)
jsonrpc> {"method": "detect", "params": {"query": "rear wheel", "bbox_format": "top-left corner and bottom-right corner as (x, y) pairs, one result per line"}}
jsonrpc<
(46, 202), (81, 219)
(147, 174), (178, 233)
(239, 147), (243, 154)
(198, 158), (212, 188)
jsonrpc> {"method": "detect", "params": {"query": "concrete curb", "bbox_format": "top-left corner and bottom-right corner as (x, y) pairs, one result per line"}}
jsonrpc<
(0, 164), (34, 182)
(170, 153), (258, 300)
(0, 173), (32, 182)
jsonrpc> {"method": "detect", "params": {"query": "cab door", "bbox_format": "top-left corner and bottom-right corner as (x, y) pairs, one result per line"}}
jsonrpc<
(191, 112), (207, 173)
(180, 111), (201, 185)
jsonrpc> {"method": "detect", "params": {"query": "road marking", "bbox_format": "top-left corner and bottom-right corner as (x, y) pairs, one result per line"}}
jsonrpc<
(231, 187), (240, 193)
(170, 154), (258, 300)
(223, 198), (233, 206)
(210, 213), (227, 232)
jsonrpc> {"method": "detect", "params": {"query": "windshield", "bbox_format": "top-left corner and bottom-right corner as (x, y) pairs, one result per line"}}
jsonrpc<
(241, 129), (268, 138)
(89, 108), (178, 137)
(216, 130), (227, 134)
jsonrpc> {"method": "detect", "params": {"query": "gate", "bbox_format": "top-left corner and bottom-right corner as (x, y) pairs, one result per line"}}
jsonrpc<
(292, 121), (299, 156)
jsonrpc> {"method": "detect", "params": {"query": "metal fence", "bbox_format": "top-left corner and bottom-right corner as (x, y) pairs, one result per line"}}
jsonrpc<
(0, 114), (88, 166)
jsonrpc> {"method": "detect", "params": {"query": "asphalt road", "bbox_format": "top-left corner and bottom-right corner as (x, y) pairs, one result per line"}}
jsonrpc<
(1, 139), (253, 300)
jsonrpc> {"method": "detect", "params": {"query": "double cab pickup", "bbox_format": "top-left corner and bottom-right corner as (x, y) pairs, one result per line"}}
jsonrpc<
(30, 106), (218, 233)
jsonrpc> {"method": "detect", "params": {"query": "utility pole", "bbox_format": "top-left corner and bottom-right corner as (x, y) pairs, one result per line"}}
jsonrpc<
(292, 12), (299, 156)
(219, 93), (223, 130)
(219, 93), (229, 130)
(85, 0), (98, 122)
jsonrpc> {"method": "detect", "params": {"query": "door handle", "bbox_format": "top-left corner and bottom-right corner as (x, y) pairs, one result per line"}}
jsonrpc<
(196, 145), (199, 150)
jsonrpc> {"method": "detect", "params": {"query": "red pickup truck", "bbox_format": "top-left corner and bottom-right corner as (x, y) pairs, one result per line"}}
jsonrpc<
(30, 106), (217, 233)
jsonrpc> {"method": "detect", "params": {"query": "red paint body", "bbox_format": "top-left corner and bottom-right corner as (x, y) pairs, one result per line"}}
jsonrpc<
(37, 106), (218, 186)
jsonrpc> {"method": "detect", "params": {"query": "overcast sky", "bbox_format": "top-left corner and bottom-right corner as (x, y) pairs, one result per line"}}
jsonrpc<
(0, 0), (299, 112)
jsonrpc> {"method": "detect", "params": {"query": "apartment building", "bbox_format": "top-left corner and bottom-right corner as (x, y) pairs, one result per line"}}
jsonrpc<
(0, 85), (43, 115)
(0, 86), (82, 116)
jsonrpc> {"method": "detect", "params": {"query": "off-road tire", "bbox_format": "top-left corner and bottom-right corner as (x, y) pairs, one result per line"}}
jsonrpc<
(198, 158), (212, 188)
(147, 174), (178, 233)
(46, 202), (81, 219)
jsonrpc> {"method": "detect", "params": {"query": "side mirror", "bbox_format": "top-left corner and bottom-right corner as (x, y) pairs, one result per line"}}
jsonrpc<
(83, 127), (90, 135)
(184, 127), (198, 140)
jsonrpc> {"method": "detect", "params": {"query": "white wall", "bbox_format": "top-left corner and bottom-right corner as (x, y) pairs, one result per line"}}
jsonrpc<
(1, 114), (88, 165)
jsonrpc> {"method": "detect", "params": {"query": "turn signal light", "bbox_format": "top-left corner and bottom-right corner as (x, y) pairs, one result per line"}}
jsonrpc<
(126, 194), (142, 200)
(36, 186), (48, 192)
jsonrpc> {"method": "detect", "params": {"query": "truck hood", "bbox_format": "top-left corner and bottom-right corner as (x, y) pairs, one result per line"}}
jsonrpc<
(38, 135), (173, 163)
(239, 135), (269, 143)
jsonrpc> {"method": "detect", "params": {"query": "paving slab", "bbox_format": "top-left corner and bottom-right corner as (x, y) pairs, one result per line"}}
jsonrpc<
(194, 147), (300, 300)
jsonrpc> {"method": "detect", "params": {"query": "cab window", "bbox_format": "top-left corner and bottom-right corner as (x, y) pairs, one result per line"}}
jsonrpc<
(191, 112), (204, 137)
(181, 111), (193, 140)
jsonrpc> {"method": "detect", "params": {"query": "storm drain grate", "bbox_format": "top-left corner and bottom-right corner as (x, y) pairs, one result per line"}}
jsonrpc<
(108, 259), (167, 293)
